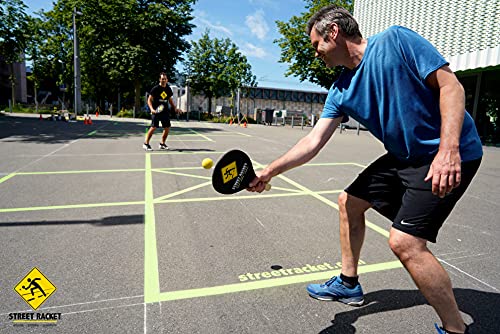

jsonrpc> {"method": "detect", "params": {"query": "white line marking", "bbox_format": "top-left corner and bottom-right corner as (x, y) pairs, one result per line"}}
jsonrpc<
(439, 258), (499, 291)
(63, 302), (144, 316)
(0, 294), (144, 315)
(144, 302), (147, 334)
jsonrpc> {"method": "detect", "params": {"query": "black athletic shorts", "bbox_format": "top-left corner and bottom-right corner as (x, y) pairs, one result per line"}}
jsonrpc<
(345, 153), (481, 242)
(151, 112), (171, 128)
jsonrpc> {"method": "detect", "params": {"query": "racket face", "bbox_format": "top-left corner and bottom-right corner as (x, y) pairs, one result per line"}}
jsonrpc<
(212, 150), (256, 194)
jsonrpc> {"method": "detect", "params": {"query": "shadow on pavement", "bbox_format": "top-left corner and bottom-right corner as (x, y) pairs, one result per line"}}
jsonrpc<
(0, 115), (224, 143)
(319, 288), (499, 334)
(0, 214), (144, 227)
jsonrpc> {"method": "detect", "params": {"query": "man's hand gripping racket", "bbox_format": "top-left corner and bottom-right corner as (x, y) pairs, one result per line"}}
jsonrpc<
(212, 149), (271, 194)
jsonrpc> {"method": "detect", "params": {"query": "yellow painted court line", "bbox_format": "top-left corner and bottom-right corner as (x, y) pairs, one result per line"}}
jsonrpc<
(155, 181), (212, 202)
(226, 130), (252, 137)
(155, 192), (308, 204)
(188, 128), (214, 142)
(0, 201), (144, 213)
(315, 189), (344, 195)
(304, 162), (367, 168)
(276, 173), (390, 238)
(268, 186), (303, 193)
(251, 160), (390, 239)
(14, 169), (145, 175)
(144, 154), (160, 303)
(156, 260), (402, 302)
(155, 170), (211, 180)
(0, 173), (16, 184)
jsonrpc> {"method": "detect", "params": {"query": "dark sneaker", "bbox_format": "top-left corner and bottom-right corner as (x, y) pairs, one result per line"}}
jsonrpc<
(143, 143), (152, 151)
(159, 143), (168, 150)
(306, 276), (364, 306)
(435, 323), (470, 334)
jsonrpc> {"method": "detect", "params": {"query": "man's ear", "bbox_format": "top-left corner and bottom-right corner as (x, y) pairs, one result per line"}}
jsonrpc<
(329, 23), (338, 40)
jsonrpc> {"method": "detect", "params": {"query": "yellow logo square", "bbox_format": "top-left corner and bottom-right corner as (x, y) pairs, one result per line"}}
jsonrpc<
(160, 91), (167, 100)
(221, 161), (238, 184)
(14, 268), (57, 310)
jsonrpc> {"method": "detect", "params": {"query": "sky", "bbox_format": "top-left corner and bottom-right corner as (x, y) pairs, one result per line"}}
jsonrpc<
(23, 0), (327, 92)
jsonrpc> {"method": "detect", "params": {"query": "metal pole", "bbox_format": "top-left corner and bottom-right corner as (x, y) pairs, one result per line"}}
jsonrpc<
(73, 8), (82, 119)
(186, 80), (190, 121)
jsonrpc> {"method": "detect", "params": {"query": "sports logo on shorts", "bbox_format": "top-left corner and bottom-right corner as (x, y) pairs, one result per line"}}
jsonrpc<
(221, 161), (238, 184)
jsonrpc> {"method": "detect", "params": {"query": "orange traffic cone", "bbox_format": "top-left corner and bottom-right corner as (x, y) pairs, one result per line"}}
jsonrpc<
(84, 117), (88, 125)
(95, 111), (99, 117)
(229, 119), (233, 125)
(39, 114), (42, 120)
(88, 116), (92, 125)
(243, 122), (247, 128)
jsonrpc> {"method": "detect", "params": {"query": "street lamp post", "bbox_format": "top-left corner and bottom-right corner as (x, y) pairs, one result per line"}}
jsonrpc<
(57, 59), (66, 110)
(73, 8), (82, 119)
(186, 78), (191, 121)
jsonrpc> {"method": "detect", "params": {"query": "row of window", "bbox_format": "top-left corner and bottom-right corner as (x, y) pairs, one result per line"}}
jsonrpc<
(244, 88), (327, 103)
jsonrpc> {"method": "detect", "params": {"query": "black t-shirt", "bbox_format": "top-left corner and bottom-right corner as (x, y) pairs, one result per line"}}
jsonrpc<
(150, 84), (173, 111)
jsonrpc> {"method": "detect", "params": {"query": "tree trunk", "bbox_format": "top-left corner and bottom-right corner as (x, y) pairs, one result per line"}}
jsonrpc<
(9, 63), (16, 108)
(34, 85), (39, 113)
(134, 78), (141, 114)
(207, 96), (212, 115)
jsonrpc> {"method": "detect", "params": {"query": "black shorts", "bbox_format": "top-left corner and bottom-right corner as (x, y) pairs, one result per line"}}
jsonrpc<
(345, 153), (481, 242)
(151, 112), (171, 128)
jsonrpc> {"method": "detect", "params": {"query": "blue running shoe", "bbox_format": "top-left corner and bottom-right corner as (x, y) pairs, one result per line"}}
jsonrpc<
(307, 276), (364, 306)
(435, 323), (470, 334)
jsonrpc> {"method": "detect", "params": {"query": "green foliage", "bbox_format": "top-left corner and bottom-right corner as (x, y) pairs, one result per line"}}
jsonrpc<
(183, 30), (257, 113)
(0, 0), (29, 63)
(274, 0), (353, 89)
(33, 0), (196, 111)
(0, 0), (30, 105)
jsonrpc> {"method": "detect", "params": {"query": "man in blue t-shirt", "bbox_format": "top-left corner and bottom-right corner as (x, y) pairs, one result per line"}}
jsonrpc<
(248, 5), (481, 334)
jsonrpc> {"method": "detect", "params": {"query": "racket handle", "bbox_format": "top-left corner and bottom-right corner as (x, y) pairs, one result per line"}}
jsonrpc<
(265, 183), (271, 191)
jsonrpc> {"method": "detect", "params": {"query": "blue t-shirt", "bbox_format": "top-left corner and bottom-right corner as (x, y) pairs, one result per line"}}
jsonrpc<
(321, 26), (483, 163)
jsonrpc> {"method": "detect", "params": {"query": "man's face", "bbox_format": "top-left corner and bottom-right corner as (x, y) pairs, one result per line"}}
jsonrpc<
(159, 75), (168, 86)
(310, 25), (337, 68)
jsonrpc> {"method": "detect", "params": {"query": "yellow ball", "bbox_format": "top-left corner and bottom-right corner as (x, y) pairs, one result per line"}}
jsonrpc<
(202, 158), (213, 169)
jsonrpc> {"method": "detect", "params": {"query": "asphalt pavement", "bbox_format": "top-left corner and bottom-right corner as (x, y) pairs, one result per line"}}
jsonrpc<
(0, 112), (498, 333)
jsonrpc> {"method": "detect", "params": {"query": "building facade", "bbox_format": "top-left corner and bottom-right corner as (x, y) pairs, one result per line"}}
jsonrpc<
(0, 54), (27, 105)
(354, 0), (500, 145)
(180, 86), (328, 121)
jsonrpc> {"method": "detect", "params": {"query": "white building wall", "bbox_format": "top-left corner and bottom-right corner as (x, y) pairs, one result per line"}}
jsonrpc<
(353, 0), (500, 71)
(180, 88), (327, 119)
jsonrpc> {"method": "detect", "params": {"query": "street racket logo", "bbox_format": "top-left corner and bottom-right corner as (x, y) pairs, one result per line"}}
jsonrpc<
(212, 149), (270, 194)
(14, 268), (57, 310)
(221, 161), (238, 184)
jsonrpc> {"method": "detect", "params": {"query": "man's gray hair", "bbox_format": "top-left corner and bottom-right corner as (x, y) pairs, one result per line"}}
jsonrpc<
(306, 5), (362, 40)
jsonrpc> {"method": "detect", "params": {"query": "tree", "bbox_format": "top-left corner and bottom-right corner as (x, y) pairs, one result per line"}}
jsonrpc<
(25, 16), (46, 112)
(275, 0), (353, 89)
(183, 30), (257, 115)
(0, 0), (29, 107)
(40, 0), (196, 112)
